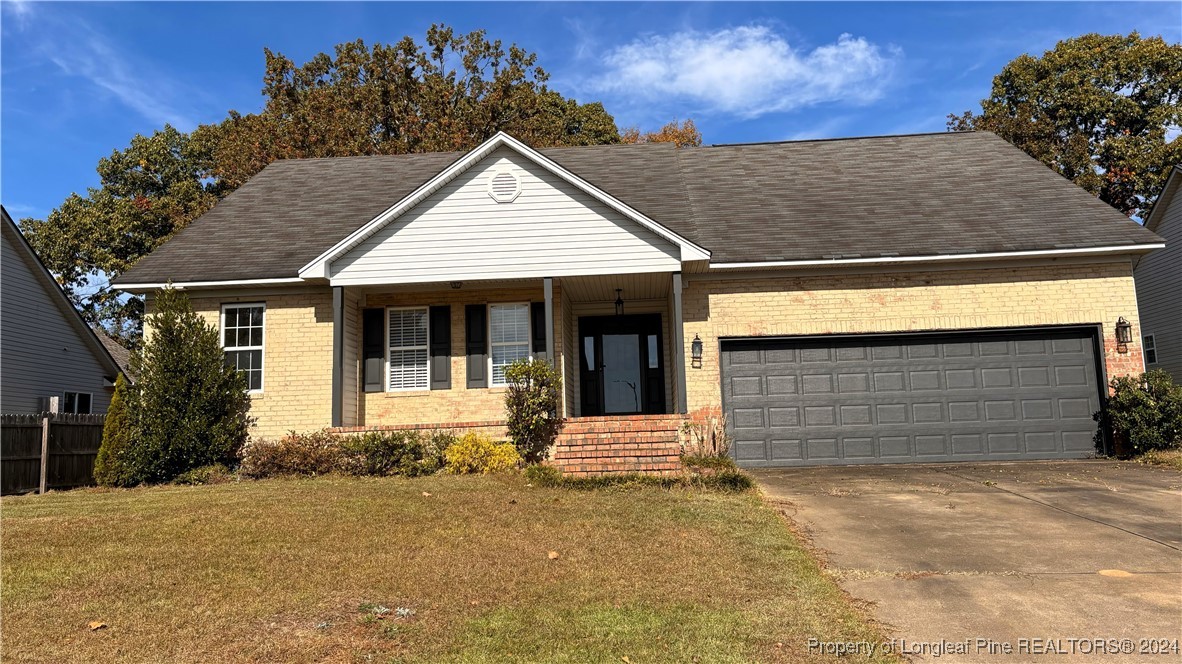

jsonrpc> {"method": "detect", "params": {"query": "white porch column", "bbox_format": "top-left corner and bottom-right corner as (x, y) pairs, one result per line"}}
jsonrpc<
(331, 285), (344, 428)
(671, 272), (687, 414)
(543, 277), (555, 363)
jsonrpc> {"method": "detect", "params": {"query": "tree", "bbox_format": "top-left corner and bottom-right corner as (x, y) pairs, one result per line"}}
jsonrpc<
(120, 287), (252, 484)
(94, 374), (138, 487)
(621, 119), (702, 147)
(201, 27), (622, 189)
(949, 32), (1182, 218)
(19, 127), (221, 345)
(21, 26), (625, 341)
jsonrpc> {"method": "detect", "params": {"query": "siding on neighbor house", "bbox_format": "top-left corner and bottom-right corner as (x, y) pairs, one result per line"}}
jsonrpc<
(681, 260), (1146, 420)
(1, 224), (114, 414)
(328, 146), (682, 285)
(1134, 193), (1182, 382)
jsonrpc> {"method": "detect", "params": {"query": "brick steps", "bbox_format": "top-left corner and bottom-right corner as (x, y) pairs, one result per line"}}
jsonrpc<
(553, 415), (686, 477)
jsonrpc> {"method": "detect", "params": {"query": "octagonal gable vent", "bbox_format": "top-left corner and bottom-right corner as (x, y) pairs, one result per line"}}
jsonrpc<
(487, 170), (521, 203)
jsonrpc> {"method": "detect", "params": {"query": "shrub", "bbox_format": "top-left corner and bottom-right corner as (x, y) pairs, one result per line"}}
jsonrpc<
(112, 288), (252, 484)
(338, 430), (444, 477)
(173, 464), (233, 485)
(239, 430), (341, 478)
(680, 454), (738, 472)
(94, 374), (138, 487)
(1094, 370), (1182, 456)
(443, 432), (521, 474)
(680, 414), (731, 458)
(524, 463), (563, 487)
(504, 359), (563, 463)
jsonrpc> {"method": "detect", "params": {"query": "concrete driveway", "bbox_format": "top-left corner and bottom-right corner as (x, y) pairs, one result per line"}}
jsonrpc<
(753, 461), (1182, 662)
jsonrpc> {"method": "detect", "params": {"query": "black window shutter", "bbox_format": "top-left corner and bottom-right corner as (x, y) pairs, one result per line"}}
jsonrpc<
(465, 304), (487, 388)
(429, 305), (451, 390)
(531, 302), (547, 355)
(362, 308), (385, 392)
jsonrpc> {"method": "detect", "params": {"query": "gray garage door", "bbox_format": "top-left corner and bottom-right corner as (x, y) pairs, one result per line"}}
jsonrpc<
(721, 328), (1103, 467)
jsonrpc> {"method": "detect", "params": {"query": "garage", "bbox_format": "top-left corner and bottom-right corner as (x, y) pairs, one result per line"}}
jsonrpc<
(721, 328), (1104, 467)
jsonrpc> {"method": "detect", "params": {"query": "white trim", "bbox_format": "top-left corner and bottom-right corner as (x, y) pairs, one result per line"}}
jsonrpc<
(118, 277), (305, 292)
(1142, 333), (1158, 366)
(488, 302), (531, 388)
(221, 302), (266, 394)
(299, 132), (710, 281)
(708, 244), (1167, 270)
(385, 305), (430, 392)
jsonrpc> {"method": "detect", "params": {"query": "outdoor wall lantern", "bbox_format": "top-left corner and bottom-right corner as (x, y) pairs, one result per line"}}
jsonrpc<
(614, 289), (625, 316)
(691, 334), (703, 368)
(1115, 317), (1132, 353)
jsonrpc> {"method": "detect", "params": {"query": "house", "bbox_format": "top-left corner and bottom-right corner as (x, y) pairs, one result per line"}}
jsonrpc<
(113, 131), (1164, 470)
(1, 207), (124, 414)
(1134, 165), (1181, 383)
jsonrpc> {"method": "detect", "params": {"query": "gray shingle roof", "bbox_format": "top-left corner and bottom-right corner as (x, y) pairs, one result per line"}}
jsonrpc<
(116, 132), (1161, 284)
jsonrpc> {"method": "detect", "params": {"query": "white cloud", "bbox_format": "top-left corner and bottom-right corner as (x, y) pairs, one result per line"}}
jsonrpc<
(591, 26), (900, 119)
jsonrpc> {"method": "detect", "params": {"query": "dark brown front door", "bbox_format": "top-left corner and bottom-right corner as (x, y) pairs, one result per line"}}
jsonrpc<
(579, 314), (665, 416)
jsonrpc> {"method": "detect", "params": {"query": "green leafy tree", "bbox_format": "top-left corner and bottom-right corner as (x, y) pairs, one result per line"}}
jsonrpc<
(504, 359), (564, 463)
(949, 32), (1182, 218)
(18, 126), (221, 346)
(21, 26), (625, 342)
(94, 374), (138, 487)
(125, 287), (252, 483)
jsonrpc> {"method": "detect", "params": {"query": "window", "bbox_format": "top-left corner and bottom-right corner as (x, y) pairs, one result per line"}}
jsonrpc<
(63, 392), (92, 414)
(1144, 334), (1158, 365)
(389, 307), (429, 390)
(222, 304), (264, 392)
(489, 303), (531, 386)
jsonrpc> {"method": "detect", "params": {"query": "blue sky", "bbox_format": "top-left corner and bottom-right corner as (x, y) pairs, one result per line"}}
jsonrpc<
(3, 1), (1180, 221)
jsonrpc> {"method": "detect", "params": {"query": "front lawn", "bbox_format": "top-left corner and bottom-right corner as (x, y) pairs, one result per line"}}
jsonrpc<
(2, 476), (895, 663)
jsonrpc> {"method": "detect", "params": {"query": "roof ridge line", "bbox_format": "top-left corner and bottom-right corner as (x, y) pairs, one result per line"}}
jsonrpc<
(708, 130), (976, 148)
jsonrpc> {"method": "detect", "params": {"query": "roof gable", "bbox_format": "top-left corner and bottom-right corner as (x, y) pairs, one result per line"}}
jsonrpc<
(1144, 165), (1182, 233)
(299, 132), (709, 280)
(328, 146), (682, 285)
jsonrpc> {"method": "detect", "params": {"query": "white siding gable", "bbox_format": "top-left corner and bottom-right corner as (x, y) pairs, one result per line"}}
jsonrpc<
(329, 147), (682, 285)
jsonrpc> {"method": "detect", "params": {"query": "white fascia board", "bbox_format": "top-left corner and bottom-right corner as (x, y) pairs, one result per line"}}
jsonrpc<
(299, 132), (710, 280)
(115, 277), (307, 293)
(709, 244), (1167, 270)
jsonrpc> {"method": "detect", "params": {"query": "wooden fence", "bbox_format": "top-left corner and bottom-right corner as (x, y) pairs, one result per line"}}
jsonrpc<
(1, 413), (105, 495)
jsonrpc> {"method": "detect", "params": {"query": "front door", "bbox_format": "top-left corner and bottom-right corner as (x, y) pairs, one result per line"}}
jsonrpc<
(579, 314), (665, 415)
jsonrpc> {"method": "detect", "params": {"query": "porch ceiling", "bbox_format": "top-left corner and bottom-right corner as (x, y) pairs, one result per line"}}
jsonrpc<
(562, 273), (671, 302)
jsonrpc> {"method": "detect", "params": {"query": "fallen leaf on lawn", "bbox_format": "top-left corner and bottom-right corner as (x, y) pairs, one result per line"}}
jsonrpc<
(87, 621), (107, 631)
(421, 492), (432, 497)
(621, 657), (632, 663)
(774, 642), (783, 649)
(547, 551), (560, 560)
(508, 499), (517, 504)
(469, 599), (480, 606)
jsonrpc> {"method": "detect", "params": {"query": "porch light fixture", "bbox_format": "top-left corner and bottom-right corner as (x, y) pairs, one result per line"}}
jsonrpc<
(1115, 317), (1132, 353)
(450, 281), (463, 290)
(691, 334), (703, 369)
(614, 289), (624, 316)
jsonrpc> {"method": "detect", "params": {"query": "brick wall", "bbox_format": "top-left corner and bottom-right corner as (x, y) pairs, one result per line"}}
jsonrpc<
(681, 260), (1145, 419)
(551, 415), (684, 476)
(187, 289), (334, 440)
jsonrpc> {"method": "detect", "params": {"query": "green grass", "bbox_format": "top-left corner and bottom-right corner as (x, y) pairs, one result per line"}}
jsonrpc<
(2, 475), (896, 663)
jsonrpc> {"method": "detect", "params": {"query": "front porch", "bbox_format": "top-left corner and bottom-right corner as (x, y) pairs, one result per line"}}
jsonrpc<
(330, 273), (690, 430)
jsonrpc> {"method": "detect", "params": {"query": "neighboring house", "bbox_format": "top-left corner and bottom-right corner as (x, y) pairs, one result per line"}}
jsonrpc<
(1, 207), (123, 414)
(114, 131), (1164, 468)
(1134, 165), (1181, 383)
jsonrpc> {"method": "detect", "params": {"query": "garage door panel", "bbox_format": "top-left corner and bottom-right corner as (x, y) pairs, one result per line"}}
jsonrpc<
(722, 328), (1102, 466)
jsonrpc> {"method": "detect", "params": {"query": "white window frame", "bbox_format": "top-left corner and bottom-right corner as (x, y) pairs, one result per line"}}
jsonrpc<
(386, 306), (430, 392)
(62, 391), (93, 414)
(221, 303), (266, 394)
(488, 302), (532, 388)
(1143, 334), (1158, 365)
